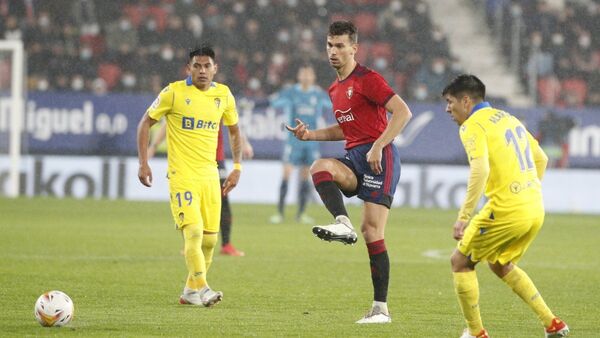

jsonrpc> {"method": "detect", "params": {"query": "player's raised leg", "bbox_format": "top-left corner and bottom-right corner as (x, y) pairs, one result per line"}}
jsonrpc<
(356, 202), (392, 324)
(310, 158), (358, 244)
(451, 250), (488, 337)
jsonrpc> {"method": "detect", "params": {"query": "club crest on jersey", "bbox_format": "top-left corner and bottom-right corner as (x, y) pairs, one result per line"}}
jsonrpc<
(185, 98), (191, 105)
(214, 98), (221, 108)
(346, 86), (353, 99)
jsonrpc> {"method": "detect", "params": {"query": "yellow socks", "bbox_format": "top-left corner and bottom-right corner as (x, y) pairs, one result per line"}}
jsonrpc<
(182, 224), (207, 290)
(453, 271), (484, 335)
(502, 266), (555, 326)
(202, 233), (218, 272)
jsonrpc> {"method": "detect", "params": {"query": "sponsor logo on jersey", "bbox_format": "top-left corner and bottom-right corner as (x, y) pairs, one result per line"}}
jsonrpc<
(335, 108), (355, 124)
(181, 117), (218, 130)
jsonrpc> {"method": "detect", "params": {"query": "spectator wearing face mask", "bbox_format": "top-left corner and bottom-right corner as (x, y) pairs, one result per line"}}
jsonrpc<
(413, 55), (453, 101)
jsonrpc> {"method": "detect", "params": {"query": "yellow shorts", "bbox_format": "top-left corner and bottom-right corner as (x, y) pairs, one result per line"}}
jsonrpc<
(168, 176), (221, 232)
(457, 206), (544, 265)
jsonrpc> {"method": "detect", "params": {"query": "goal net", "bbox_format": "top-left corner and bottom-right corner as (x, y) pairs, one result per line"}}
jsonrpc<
(0, 40), (25, 198)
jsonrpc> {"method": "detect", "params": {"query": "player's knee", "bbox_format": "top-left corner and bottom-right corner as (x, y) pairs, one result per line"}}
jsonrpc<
(450, 250), (474, 272)
(488, 261), (513, 278)
(361, 221), (382, 242)
(202, 233), (218, 249)
(309, 159), (330, 175)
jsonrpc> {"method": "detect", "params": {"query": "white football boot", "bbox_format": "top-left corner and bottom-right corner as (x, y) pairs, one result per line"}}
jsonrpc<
(199, 286), (223, 307)
(312, 215), (358, 245)
(179, 287), (203, 306)
(355, 304), (391, 324)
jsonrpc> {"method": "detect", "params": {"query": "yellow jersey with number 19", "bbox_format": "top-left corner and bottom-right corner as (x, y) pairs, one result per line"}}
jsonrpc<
(460, 102), (543, 219)
(146, 77), (238, 180)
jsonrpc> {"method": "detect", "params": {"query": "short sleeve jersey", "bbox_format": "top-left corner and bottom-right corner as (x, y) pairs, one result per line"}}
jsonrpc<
(146, 77), (238, 179)
(460, 102), (543, 217)
(328, 64), (395, 149)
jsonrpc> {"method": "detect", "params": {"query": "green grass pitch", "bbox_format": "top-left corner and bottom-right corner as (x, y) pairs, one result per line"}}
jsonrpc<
(1, 198), (598, 337)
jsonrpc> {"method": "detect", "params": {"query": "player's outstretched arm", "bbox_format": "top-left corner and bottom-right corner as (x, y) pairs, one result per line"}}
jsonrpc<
(137, 112), (158, 187)
(285, 118), (344, 141)
(223, 123), (242, 196)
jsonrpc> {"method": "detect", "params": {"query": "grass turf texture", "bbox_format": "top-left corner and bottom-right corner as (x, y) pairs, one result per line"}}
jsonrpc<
(0, 198), (597, 337)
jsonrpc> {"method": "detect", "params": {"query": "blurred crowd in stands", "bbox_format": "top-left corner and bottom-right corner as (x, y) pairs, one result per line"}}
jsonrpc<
(0, 0), (458, 102)
(486, 0), (599, 107)
(2, 0), (596, 108)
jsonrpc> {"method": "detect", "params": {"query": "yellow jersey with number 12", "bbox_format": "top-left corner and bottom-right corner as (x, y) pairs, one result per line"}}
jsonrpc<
(146, 77), (238, 180)
(460, 102), (543, 218)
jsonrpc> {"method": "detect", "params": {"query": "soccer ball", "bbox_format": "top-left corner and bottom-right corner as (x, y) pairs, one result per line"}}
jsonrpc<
(34, 290), (74, 327)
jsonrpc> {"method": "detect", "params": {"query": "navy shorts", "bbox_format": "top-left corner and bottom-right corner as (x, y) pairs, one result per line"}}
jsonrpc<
(336, 142), (401, 209)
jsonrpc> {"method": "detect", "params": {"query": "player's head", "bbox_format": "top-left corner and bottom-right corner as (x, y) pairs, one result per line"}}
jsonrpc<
(442, 74), (486, 125)
(327, 21), (358, 70)
(187, 44), (218, 90)
(297, 63), (316, 88)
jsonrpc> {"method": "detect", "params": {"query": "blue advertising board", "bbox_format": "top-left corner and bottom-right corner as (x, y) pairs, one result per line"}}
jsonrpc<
(0, 92), (598, 167)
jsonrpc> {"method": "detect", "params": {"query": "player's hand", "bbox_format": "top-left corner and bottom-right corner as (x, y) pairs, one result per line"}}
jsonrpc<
(222, 169), (241, 196)
(138, 163), (153, 187)
(453, 220), (468, 241)
(366, 144), (383, 175)
(285, 118), (311, 141)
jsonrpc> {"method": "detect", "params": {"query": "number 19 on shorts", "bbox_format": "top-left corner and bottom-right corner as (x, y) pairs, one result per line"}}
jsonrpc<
(174, 191), (193, 207)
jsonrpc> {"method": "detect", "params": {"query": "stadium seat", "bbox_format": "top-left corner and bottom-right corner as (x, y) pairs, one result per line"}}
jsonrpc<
(370, 42), (393, 63)
(123, 5), (143, 27)
(147, 6), (168, 32)
(560, 78), (588, 107)
(537, 76), (561, 106)
(98, 63), (122, 90)
(356, 41), (371, 64)
(331, 13), (352, 23)
(79, 35), (106, 56)
(354, 12), (378, 38)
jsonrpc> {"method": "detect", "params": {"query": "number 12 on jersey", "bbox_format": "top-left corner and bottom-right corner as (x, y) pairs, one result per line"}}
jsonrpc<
(505, 126), (534, 171)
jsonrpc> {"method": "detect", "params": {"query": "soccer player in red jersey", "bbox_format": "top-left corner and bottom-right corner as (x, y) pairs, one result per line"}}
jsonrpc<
(287, 21), (412, 324)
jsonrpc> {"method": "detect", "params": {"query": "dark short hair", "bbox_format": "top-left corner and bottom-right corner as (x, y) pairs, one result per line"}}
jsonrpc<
(189, 44), (215, 62)
(442, 74), (486, 100)
(328, 21), (358, 43)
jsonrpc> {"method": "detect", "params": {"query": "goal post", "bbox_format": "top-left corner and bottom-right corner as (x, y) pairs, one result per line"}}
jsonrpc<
(0, 40), (25, 198)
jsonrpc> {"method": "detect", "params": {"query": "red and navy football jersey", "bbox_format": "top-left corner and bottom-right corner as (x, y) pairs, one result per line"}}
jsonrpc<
(328, 64), (395, 149)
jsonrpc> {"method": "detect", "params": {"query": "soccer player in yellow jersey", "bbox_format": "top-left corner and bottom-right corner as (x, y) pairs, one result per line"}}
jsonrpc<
(442, 75), (569, 338)
(136, 45), (243, 307)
